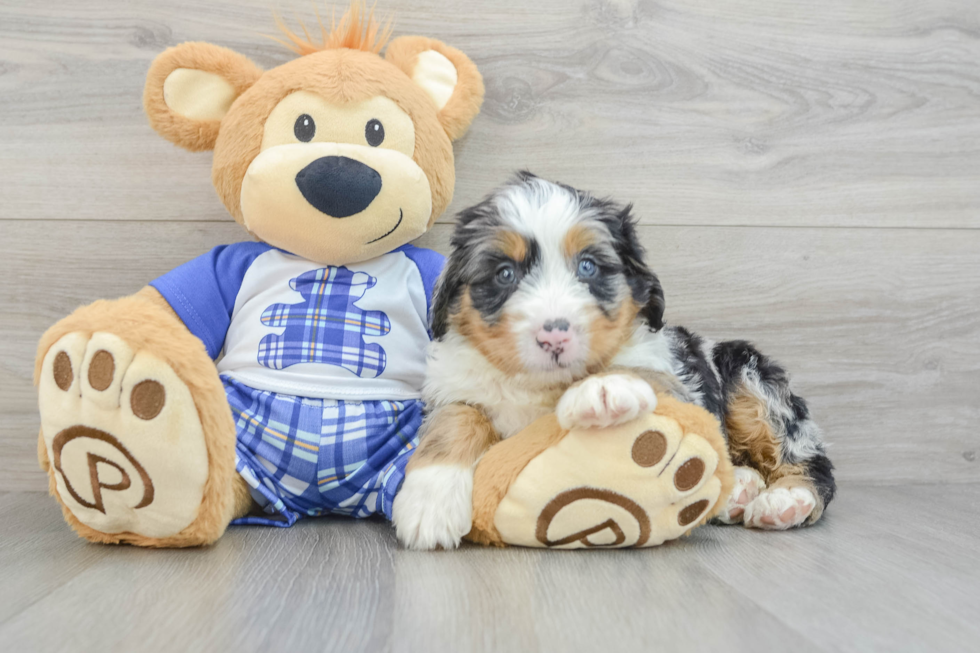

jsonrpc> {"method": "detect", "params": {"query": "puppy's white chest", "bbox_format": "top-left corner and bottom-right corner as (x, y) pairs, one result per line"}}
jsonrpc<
(424, 335), (565, 438)
(487, 399), (554, 440)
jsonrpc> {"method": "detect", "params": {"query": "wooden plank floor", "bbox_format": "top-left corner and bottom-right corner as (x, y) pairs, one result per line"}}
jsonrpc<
(1, 1), (978, 651)
(2, 484), (978, 652)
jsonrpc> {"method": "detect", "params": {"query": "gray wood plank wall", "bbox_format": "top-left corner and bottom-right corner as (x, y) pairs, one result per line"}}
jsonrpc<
(1, 0), (978, 492)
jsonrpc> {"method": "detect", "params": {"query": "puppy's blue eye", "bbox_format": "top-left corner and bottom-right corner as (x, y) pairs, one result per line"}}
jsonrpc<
(577, 258), (598, 278)
(495, 265), (516, 285)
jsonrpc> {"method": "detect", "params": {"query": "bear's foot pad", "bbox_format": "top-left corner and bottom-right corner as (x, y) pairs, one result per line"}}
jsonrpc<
(493, 411), (726, 549)
(39, 332), (210, 539)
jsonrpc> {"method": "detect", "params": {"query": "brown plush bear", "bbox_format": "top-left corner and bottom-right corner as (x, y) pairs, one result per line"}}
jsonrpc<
(35, 3), (484, 547)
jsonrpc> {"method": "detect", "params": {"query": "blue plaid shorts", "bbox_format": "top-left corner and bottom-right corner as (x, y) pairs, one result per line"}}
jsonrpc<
(222, 376), (422, 527)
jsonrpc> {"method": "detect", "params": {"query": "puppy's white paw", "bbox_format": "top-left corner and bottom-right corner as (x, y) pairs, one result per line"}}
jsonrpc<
(557, 374), (657, 430)
(743, 486), (816, 530)
(715, 466), (766, 524)
(392, 465), (473, 550)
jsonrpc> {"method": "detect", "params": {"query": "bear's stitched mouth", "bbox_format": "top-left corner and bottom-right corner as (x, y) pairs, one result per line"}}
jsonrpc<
(366, 208), (403, 244)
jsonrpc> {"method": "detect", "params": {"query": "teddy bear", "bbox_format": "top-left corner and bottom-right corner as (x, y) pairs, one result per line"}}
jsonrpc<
(34, 3), (484, 547)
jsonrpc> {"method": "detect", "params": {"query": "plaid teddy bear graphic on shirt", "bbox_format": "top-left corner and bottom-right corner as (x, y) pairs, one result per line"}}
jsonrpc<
(257, 266), (390, 377)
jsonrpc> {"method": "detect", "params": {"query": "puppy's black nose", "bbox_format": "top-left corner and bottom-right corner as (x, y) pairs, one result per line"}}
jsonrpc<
(542, 318), (571, 332)
(295, 156), (382, 218)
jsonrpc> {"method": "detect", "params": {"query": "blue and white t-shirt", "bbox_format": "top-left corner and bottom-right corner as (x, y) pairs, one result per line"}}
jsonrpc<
(150, 243), (444, 401)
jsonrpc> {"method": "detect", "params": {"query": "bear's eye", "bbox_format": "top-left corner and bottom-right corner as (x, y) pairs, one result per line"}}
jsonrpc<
(294, 114), (315, 142)
(365, 119), (385, 147)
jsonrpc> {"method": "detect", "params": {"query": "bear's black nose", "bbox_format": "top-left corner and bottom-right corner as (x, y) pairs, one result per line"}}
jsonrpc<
(295, 156), (382, 218)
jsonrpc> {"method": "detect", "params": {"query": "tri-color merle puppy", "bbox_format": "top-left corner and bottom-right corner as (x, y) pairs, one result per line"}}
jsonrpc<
(391, 172), (835, 550)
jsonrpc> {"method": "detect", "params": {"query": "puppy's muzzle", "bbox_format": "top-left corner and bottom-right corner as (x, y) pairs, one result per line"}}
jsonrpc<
(536, 318), (573, 355)
(295, 156), (382, 218)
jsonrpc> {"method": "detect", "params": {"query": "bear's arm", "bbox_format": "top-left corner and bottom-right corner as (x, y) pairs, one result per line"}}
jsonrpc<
(395, 244), (445, 330)
(149, 242), (273, 359)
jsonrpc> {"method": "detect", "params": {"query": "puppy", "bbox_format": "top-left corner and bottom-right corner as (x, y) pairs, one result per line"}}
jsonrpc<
(392, 172), (836, 550)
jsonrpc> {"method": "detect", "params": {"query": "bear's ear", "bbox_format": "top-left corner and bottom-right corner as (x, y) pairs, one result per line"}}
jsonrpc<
(385, 36), (484, 141)
(144, 42), (263, 152)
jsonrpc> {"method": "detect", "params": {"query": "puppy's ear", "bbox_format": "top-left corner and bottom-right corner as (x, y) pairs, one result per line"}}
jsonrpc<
(385, 36), (484, 141)
(144, 42), (263, 152)
(638, 270), (666, 331)
(612, 204), (666, 331)
(430, 255), (466, 339)
(431, 199), (493, 337)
